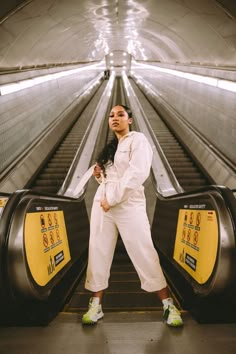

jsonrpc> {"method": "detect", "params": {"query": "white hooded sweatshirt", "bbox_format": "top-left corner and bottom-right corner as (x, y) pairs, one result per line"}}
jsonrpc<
(94, 131), (153, 206)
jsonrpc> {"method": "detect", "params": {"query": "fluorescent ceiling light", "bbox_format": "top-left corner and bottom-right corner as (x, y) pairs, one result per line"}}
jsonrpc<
(133, 62), (236, 93)
(0, 62), (104, 96)
(218, 79), (236, 92)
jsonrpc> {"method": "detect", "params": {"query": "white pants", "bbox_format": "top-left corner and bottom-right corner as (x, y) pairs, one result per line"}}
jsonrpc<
(85, 196), (167, 292)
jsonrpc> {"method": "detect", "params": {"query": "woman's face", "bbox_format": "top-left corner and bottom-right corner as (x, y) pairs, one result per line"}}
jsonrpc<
(108, 106), (132, 136)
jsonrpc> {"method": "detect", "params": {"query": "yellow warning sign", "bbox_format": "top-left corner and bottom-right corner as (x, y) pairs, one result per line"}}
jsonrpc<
(24, 210), (71, 286)
(0, 198), (8, 217)
(173, 209), (218, 284)
(0, 198), (8, 207)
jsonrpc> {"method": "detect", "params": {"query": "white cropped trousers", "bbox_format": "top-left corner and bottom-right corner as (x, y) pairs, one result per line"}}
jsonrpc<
(85, 196), (167, 292)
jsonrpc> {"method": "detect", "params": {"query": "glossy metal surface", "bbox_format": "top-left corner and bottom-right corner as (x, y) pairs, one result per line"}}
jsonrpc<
(61, 72), (116, 198)
(131, 73), (236, 189)
(0, 1), (235, 68)
(6, 192), (89, 301)
(122, 72), (183, 197)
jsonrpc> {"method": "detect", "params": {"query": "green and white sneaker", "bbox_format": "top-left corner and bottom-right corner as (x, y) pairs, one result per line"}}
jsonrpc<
(82, 297), (104, 325)
(163, 299), (183, 327)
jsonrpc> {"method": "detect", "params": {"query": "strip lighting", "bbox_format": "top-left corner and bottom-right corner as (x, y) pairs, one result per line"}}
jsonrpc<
(132, 62), (236, 93)
(0, 62), (105, 96)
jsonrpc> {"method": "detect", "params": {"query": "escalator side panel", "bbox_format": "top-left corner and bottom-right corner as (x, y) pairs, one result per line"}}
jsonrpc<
(151, 187), (236, 321)
(0, 191), (90, 324)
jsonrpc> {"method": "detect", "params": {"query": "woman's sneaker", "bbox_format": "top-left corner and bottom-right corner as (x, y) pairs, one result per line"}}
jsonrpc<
(82, 297), (104, 325)
(163, 299), (183, 327)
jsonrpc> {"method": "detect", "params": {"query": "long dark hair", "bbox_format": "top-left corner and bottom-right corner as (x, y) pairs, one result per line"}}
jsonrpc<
(97, 105), (132, 174)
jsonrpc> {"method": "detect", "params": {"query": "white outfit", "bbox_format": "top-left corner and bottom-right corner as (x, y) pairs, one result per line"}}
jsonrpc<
(85, 131), (167, 292)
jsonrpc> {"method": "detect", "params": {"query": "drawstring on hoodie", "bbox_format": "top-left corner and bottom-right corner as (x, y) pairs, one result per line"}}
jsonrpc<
(99, 171), (106, 233)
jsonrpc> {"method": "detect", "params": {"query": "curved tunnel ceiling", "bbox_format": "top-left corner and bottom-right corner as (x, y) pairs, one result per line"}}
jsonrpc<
(0, 0), (236, 69)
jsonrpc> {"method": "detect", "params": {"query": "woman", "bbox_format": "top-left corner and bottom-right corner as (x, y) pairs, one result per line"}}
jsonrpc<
(82, 105), (183, 327)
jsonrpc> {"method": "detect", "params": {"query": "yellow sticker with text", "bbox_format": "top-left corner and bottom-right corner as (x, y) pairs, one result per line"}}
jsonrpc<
(24, 210), (71, 286)
(173, 209), (218, 284)
(0, 198), (8, 207)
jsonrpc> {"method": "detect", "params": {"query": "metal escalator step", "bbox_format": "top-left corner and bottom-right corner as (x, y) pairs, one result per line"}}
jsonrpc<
(164, 151), (187, 156)
(160, 144), (181, 148)
(172, 165), (198, 170)
(162, 144), (183, 148)
(59, 144), (80, 149)
(167, 156), (192, 162)
(54, 152), (75, 157)
(157, 137), (177, 142)
(163, 150), (185, 155)
(48, 157), (73, 161)
(33, 179), (64, 186)
(34, 173), (65, 179)
(178, 178), (208, 185)
(107, 280), (140, 292)
(57, 147), (78, 152)
(31, 186), (59, 193)
(69, 291), (161, 312)
(47, 162), (72, 167)
(42, 167), (69, 174)
(103, 292), (160, 310)
(108, 272), (139, 282)
(176, 173), (204, 180)
(170, 162), (194, 167)
(184, 184), (208, 191)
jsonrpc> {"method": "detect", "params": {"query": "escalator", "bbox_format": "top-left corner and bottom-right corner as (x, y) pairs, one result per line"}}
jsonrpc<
(130, 79), (211, 191)
(29, 76), (128, 194)
(0, 76), (235, 326)
(28, 81), (108, 194)
(64, 77), (163, 315)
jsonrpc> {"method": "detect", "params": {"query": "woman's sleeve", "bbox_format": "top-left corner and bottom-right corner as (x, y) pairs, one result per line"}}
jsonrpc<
(95, 176), (103, 184)
(106, 134), (153, 207)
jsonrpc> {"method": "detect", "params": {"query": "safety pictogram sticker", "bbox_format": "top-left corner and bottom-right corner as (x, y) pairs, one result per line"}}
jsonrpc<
(50, 230), (54, 244)
(48, 213), (52, 226)
(196, 212), (201, 227)
(193, 231), (198, 245)
(40, 214), (46, 229)
(189, 211), (194, 225)
(43, 233), (48, 248)
(187, 228), (191, 242)
(182, 227), (186, 240)
(54, 213), (58, 225)
(56, 228), (60, 241)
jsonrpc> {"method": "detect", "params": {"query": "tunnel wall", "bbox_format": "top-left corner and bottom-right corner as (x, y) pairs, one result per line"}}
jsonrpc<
(0, 68), (100, 175)
(0, 0), (26, 20)
(133, 67), (236, 167)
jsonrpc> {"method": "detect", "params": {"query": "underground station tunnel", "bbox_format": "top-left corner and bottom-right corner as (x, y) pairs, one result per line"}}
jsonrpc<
(0, 1), (236, 353)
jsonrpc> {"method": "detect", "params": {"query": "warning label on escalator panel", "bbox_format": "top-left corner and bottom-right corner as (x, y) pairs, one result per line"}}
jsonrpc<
(0, 198), (8, 217)
(24, 210), (71, 286)
(173, 208), (218, 284)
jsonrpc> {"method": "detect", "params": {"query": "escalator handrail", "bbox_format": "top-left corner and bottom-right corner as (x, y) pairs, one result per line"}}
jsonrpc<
(122, 72), (184, 197)
(58, 72), (116, 198)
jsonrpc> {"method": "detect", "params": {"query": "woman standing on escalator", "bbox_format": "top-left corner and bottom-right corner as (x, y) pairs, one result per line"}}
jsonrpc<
(82, 104), (183, 327)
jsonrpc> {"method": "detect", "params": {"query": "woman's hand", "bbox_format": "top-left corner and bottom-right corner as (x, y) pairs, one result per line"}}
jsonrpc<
(93, 163), (102, 178)
(100, 198), (110, 212)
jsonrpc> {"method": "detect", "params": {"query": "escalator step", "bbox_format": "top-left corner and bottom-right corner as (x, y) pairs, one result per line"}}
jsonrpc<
(34, 174), (65, 179)
(178, 178), (208, 185)
(42, 167), (69, 174)
(33, 179), (64, 186)
(47, 162), (72, 168)
(31, 186), (59, 193)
